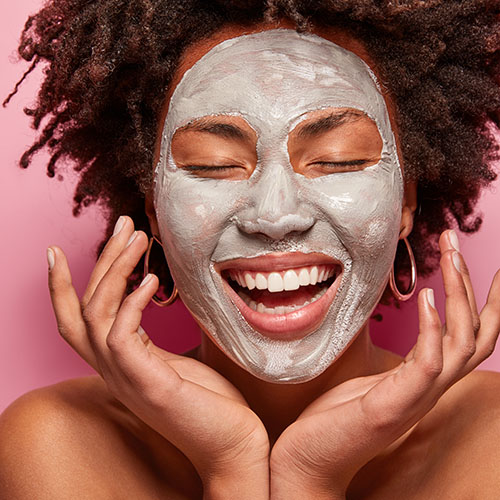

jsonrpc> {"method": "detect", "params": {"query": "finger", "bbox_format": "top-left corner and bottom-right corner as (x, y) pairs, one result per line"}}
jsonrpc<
(464, 268), (500, 371)
(443, 230), (480, 335)
(439, 245), (476, 375)
(361, 289), (443, 432)
(82, 230), (148, 345)
(137, 325), (152, 346)
(47, 246), (99, 372)
(360, 288), (444, 439)
(400, 288), (443, 387)
(105, 274), (179, 382)
(81, 216), (135, 307)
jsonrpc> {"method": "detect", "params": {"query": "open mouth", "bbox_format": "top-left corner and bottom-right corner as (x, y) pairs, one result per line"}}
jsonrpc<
(218, 254), (343, 340)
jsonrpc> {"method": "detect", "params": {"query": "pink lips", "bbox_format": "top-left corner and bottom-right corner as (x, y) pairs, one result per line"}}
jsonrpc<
(217, 252), (343, 341)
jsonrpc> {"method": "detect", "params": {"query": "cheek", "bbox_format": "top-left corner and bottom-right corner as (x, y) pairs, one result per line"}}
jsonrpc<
(157, 173), (246, 256)
(308, 170), (402, 257)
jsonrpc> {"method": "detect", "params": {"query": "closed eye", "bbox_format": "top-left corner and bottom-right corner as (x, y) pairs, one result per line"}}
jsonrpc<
(181, 164), (249, 180)
(313, 160), (373, 167)
(310, 159), (377, 173)
(183, 165), (241, 171)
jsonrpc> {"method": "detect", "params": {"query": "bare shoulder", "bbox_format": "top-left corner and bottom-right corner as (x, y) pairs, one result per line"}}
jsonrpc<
(350, 370), (500, 499)
(419, 369), (500, 496)
(0, 376), (200, 499)
(441, 369), (500, 422)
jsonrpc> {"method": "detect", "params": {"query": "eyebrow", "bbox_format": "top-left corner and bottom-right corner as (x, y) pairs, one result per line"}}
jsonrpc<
(296, 110), (365, 138)
(176, 118), (253, 142)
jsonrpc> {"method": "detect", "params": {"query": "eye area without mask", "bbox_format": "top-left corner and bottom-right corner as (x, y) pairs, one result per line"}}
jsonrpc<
(171, 107), (383, 181)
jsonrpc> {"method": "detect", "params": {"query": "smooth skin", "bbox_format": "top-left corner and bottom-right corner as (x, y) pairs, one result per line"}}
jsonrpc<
(41, 225), (500, 499)
(1, 21), (500, 500)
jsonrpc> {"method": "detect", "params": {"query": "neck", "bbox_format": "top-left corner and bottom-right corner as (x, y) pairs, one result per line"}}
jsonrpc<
(199, 323), (394, 443)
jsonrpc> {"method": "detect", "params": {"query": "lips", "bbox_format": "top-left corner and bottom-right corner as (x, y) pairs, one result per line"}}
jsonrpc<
(217, 253), (343, 341)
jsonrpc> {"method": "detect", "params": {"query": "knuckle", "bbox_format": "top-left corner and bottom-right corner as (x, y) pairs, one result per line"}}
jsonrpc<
(427, 316), (442, 330)
(368, 406), (399, 430)
(457, 340), (476, 360)
(105, 331), (120, 352)
(121, 293), (139, 311)
(80, 294), (90, 309)
(81, 305), (97, 326)
(121, 293), (135, 307)
(56, 323), (72, 341)
(472, 318), (481, 335)
(107, 260), (130, 284)
(361, 396), (398, 430)
(82, 302), (115, 324)
(477, 339), (496, 360)
(421, 358), (443, 378)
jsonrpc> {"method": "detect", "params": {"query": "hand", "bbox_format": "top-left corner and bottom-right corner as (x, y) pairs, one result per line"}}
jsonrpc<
(270, 230), (500, 499)
(47, 216), (269, 498)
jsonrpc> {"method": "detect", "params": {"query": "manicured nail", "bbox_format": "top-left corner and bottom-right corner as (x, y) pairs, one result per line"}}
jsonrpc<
(427, 288), (435, 309)
(47, 248), (55, 270)
(125, 231), (137, 248)
(449, 230), (460, 252)
(140, 273), (153, 287)
(112, 216), (125, 236)
(452, 251), (461, 273)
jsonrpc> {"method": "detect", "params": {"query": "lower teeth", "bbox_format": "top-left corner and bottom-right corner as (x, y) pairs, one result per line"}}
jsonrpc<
(237, 287), (328, 315)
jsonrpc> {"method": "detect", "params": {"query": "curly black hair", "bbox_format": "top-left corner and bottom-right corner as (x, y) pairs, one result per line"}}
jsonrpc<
(6, 0), (500, 299)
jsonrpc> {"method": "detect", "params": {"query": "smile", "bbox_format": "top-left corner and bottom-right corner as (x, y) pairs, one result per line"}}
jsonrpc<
(217, 253), (343, 340)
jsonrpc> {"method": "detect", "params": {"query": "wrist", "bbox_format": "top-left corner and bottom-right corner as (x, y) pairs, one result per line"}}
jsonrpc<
(270, 461), (345, 500)
(203, 460), (269, 500)
(270, 472), (345, 500)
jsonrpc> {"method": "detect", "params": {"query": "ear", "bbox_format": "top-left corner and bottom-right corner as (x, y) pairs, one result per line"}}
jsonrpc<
(145, 189), (160, 238)
(400, 181), (417, 239)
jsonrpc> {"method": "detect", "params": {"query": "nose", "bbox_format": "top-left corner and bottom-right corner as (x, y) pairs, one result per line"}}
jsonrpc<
(236, 163), (314, 240)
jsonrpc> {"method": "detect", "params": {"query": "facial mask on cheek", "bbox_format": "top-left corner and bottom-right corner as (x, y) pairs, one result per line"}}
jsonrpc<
(154, 29), (404, 383)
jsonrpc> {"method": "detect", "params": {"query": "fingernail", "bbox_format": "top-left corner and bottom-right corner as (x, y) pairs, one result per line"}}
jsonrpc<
(427, 288), (435, 309)
(137, 325), (147, 337)
(125, 231), (137, 248)
(112, 216), (125, 236)
(47, 248), (55, 271)
(140, 273), (153, 287)
(449, 230), (460, 252)
(452, 251), (461, 273)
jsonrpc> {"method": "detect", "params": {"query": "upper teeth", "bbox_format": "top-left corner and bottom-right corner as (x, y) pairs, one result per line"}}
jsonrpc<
(227, 265), (336, 293)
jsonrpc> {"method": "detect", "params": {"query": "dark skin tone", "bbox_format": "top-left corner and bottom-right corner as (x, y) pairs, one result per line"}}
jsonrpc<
(1, 20), (500, 500)
(146, 21), (415, 447)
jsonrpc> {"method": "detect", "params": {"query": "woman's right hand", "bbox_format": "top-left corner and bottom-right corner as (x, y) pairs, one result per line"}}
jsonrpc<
(47, 216), (269, 499)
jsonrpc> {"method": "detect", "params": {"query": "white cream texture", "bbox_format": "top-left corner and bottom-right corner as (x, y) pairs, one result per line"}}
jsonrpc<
(154, 29), (404, 383)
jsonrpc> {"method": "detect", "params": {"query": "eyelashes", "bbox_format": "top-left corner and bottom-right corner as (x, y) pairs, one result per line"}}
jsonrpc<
(183, 160), (371, 171)
(312, 160), (374, 169)
(183, 165), (240, 172)
(181, 164), (248, 181)
(314, 160), (371, 167)
(180, 159), (377, 180)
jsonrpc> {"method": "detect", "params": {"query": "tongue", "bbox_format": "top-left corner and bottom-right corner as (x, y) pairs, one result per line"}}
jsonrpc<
(246, 284), (324, 308)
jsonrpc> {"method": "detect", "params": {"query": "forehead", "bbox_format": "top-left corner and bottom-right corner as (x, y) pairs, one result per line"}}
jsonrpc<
(164, 29), (391, 137)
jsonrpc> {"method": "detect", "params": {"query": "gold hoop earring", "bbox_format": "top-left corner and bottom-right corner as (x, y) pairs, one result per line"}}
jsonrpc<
(144, 236), (178, 307)
(389, 237), (417, 301)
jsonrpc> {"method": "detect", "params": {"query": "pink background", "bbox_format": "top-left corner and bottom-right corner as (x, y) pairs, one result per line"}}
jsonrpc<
(1, 2), (499, 413)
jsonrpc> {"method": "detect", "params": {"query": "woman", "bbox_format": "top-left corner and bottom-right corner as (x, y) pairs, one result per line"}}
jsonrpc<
(1, 1), (500, 498)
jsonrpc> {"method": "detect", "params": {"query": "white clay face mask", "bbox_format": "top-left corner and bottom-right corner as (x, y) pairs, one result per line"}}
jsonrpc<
(154, 29), (404, 383)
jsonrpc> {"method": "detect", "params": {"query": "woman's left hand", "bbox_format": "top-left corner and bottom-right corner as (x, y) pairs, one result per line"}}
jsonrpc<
(270, 230), (500, 499)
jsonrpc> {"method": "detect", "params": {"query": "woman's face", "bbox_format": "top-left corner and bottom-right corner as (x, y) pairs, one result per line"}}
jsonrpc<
(151, 26), (407, 383)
